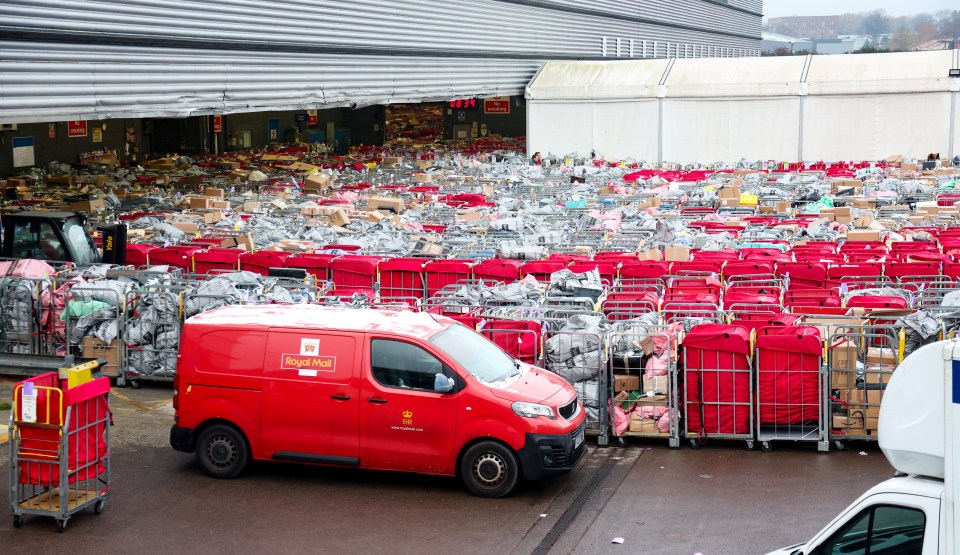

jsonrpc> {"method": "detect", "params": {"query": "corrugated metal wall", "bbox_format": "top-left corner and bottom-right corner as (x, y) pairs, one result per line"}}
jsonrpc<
(0, 0), (762, 123)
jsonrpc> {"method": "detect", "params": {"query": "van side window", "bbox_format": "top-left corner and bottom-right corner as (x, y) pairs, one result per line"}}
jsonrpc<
(371, 339), (447, 392)
(815, 504), (924, 555)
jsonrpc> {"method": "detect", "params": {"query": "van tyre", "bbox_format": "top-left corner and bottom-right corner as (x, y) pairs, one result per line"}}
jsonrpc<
(461, 441), (520, 498)
(196, 424), (249, 479)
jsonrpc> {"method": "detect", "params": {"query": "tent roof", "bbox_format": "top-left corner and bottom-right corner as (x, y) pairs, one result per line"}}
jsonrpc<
(805, 50), (957, 95)
(664, 56), (807, 97)
(526, 50), (960, 101)
(526, 59), (670, 101)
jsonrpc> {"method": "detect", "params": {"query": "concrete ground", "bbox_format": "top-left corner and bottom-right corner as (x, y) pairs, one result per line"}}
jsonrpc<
(0, 379), (894, 554)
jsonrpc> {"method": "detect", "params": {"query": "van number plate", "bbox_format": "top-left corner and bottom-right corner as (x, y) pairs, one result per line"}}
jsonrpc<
(573, 429), (584, 449)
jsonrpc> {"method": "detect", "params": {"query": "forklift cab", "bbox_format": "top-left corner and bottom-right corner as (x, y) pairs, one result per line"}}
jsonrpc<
(1, 211), (101, 265)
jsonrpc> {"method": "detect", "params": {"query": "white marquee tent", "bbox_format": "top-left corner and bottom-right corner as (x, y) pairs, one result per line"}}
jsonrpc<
(526, 50), (960, 162)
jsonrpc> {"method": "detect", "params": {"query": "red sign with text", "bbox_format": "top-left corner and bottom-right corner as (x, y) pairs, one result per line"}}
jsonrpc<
(213, 115), (222, 132)
(67, 120), (88, 138)
(307, 109), (318, 126)
(483, 97), (511, 114)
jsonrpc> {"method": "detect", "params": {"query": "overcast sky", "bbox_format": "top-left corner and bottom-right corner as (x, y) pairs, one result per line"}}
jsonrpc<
(764, 0), (957, 18)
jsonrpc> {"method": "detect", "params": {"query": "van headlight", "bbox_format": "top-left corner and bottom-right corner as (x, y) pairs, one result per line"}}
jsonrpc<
(512, 401), (556, 419)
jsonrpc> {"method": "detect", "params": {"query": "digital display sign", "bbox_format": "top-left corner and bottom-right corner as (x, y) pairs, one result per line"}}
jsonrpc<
(449, 99), (479, 110)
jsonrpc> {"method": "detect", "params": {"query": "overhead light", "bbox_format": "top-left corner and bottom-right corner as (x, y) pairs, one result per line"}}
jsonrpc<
(950, 69), (960, 78)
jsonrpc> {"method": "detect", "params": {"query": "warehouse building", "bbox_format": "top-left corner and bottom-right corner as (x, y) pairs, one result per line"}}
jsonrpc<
(0, 0), (761, 175)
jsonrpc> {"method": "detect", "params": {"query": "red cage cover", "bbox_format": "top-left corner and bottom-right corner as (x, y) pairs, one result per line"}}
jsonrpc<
(846, 295), (909, 310)
(479, 319), (542, 364)
(682, 324), (751, 436)
(755, 326), (822, 425)
(17, 373), (110, 486)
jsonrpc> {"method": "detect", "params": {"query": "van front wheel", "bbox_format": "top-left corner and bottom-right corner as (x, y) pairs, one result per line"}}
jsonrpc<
(461, 441), (520, 498)
(196, 424), (249, 479)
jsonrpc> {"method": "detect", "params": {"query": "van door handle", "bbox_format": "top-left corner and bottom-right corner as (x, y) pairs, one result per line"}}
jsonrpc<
(367, 397), (387, 404)
(331, 394), (351, 401)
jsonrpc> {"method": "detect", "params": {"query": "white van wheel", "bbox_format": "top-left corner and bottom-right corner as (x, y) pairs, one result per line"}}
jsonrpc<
(461, 441), (519, 498)
(196, 424), (249, 479)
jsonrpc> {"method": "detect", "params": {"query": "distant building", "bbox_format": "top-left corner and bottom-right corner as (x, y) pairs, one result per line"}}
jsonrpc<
(813, 35), (870, 55)
(761, 32), (813, 53)
(768, 16), (839, 40)
(913, 39), (958, 51)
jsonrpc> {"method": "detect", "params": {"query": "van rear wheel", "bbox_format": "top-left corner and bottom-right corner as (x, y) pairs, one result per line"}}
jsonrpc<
(196, 424), (249, 479)
(461, 441), (519, 498)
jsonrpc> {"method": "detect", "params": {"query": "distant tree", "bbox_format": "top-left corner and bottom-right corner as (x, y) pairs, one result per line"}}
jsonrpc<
(851, 44), (886, 54)
(837, 12), (864, 35)
(861, 10), (891, 45)
(912, 14), (939, 42)
(940, 10), (960, 38)
(887, 25), (915, 51)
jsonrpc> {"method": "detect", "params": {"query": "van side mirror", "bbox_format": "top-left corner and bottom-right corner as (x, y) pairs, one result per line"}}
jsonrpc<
(434, 374), (455, 394)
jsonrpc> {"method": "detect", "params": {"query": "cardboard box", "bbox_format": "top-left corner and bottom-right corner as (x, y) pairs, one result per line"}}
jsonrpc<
(382, 156), (403, 165)
(210, 200), (231, 210)
(205, 187), (225, 199)
(189, 197), (213, 210)
(864, 370), (892, 385)
(831, 369), (853, 389)
(832, 414), (864, 430)
(629, 413), (666, 434)
(65, 198), (106, 212)
(866, 347), (896, 366)
(47, 175), (76, 185)
(664, 247), (690, 262)
(850, 388), (883, 407)
(642, 374), (669, 394)
(613, 374), (640, 393)
(236, 234), (255, 252)
(169, 220), (201, 234)
(303, 173), (334, 192)
(635, 393), (668, 407)
(456, 209), (486, 223)
(846, 229), (881, 242)
(368, 196), (405, 214)
(415, 173), (433, 183)
(326, 208), (351, 228)
(145, 158), (177, 171)
(830, 339), (858, 370)
(849, 403), (881, 420)
(363, 211), (386, 223)
(81, 337), (120, 378)
(242, 201), (261, 212)
(194, 210), (223, 224)
(718, 185), (740, 199)
(636, 248), (663, 261)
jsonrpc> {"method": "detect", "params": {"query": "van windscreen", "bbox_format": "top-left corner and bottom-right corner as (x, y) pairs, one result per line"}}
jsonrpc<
(429, 324), (518, 386)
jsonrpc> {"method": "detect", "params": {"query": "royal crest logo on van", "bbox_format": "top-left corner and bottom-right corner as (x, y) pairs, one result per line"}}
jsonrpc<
(300, 338), (320, 355)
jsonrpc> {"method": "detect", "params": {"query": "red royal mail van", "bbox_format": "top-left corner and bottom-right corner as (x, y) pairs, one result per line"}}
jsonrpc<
(170, 304), (586, 497)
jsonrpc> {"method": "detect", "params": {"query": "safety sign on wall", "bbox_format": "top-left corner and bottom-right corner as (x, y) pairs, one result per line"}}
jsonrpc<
(213, 115), (222, 132)
(484, 97), (511, 114)
(67, 120), (88, 138)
